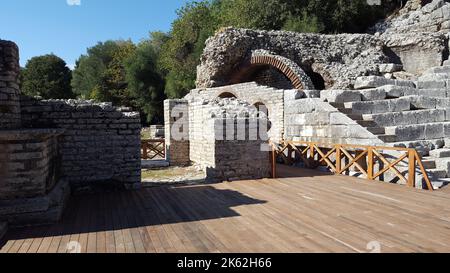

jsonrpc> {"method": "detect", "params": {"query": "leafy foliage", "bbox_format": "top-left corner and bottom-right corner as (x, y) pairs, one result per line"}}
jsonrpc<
(71, 41), (123, 98)
(159, 1), (219, 99)
(125, 39), (166, 124)
(22, 54), (74, 99)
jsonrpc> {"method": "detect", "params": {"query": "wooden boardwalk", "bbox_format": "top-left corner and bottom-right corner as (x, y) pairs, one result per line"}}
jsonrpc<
(1, 165), (450, 253)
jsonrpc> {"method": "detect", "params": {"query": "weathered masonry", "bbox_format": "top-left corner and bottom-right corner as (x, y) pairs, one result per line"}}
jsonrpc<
(165, 0), (450, 189)
(0, 39), (141, 228)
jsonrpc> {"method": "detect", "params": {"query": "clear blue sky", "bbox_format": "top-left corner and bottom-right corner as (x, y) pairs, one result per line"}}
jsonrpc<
(0, 0), (190, 68)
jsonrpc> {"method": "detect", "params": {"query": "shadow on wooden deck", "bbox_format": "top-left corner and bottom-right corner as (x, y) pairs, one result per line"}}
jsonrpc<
(1, 185), (266, 246)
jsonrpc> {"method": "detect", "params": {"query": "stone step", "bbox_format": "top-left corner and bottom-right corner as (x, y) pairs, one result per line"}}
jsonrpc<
(421, 159), (437, 169)
(361, 109), (447, 127)
(429, 148), (450, 158)
(416, 80), (448, 89)
(347, 114), (363, 120)
(429, 178), (450, 190)
(320, 90), (362, 103)
(419, 73), (450, 81)
(367, 127), (385, 135)
(390, 139), (445, 157)
(339, 108), (353, 115)
(356, 120), (377, 127)
(377, 134), (397, 143)
(354, 76), (416, 90)
(434, 158), (450, 173)
(329, 102), (345, 109)
(345, 97), (411, 115)
(424, 65), (450, 75)
(426, 169), (448, 179)
(385, 122), (450, 142)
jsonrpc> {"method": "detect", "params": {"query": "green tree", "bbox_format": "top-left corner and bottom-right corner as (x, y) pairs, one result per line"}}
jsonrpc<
(22, 54), (74, 99)
(71, 40), (122, 98)
(90, 40), (137, 105)
(283, 11), (325, 33)
(160, 1), (219, 99)
(218, 0), (290, 30)
(125, 40), (166, 123)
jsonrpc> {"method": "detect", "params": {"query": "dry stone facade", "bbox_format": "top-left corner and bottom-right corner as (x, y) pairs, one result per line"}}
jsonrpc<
(20, 97), (141, 189)
(196, 28), (388, 90)
(187, 82), (284, 142)
(0, 40), (21, 129)
(164, 100), (190, 166)
(372, 0), (450, 74)
(188, 98), (270, 181)
(0, 39), (141, 229)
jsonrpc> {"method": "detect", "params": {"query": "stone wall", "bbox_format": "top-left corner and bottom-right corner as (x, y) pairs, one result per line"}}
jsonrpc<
(373, 0), (450, 35)
(20, 97), (142, 190)
(0, 40), (21, 129)
(0, 129), (63, 200)
(284, 91), (384, 146)
(164, 99), (190, 166)
(187, 82), (285, 142)
(196, 28), (388, 90)
(372, 0), (450, 74)
(188, 98), (271, 181)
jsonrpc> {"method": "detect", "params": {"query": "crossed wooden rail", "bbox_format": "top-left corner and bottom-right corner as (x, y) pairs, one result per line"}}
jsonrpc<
(141, 139), (165, 160)
(270, 141), (434, 191)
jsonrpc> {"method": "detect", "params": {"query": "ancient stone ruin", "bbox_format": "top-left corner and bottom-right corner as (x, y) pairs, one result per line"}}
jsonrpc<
(0, 40), (141, 228)
(165, 0), (450, 188)
(2, 0), (450, 233)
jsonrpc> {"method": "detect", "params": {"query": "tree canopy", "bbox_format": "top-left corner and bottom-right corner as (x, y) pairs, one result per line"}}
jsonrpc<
(21, 54), (74, 99)
(125, 39), (166, 124)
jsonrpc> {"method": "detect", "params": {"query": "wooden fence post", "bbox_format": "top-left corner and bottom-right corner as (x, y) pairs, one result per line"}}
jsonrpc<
(408, 150), (416, 188)
(142, 142), (148, 159)
(367, 147), (374, 181)
(272, 145), (277, 179)
(336, 145), (342, 174)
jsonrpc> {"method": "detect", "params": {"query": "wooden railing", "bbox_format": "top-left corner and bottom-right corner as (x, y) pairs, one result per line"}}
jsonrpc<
(271, 141), (434, 191)
(141, 139), (165, 160)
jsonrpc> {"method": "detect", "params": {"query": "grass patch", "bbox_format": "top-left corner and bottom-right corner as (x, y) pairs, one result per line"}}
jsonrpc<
(141, 130), (151, 139)
(141, 167), (191, 180)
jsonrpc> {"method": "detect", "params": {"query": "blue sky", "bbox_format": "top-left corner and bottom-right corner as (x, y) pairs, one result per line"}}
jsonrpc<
(0, 0), (190, 68)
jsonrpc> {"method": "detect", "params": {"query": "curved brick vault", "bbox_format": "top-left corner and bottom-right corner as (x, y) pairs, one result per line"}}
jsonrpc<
(229, 51), (315, 90)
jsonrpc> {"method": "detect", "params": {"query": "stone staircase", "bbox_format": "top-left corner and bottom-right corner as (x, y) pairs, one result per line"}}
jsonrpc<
(321, 64), (450, 189)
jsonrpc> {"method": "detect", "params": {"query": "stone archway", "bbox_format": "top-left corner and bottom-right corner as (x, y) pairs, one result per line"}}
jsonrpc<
(229, 50), (315, 90)
(218, 92), (237, 99)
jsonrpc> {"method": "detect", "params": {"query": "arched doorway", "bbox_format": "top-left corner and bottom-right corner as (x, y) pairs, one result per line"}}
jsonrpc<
(229, 51), (315, 90)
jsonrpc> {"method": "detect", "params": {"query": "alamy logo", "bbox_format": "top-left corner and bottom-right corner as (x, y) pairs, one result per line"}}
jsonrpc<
(66, 241), (82, 253)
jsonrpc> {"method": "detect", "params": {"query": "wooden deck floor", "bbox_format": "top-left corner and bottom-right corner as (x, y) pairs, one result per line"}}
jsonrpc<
(2, 165), (450, 253)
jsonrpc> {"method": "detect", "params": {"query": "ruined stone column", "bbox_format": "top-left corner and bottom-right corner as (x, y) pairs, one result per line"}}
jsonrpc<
(164, 99), (190, 166)
(0, 40), (21, 129)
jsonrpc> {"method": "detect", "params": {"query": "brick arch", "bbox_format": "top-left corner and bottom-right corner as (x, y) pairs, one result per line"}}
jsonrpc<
(229, 51), (315, 90)
(218, 92), (237, 99)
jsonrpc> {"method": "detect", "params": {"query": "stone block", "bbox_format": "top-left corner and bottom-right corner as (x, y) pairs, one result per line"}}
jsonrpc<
(386, 125), (426, 141)
(379, 63), (403, 73)
(320, 90), (361, 103)
(354, 76), (415, 90)
(425, 123), (445, 139)
(416, 81), (447, 89)
(359, 88), (387, 101)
